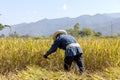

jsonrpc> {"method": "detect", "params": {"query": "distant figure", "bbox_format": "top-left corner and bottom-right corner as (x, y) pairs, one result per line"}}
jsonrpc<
(43, 30), (85, 73)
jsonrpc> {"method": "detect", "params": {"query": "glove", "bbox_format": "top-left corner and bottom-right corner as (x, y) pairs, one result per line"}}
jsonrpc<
(43, 54), (48, 59)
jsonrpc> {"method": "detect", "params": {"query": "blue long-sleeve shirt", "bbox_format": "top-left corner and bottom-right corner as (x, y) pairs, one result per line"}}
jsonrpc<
(46, 34), (83, 56)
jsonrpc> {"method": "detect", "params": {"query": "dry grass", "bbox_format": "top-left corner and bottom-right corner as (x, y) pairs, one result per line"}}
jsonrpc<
(0, 37), (119, 79)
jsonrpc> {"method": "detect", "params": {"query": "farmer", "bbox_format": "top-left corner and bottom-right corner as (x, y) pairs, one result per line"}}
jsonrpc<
(43, 30), (85, 73)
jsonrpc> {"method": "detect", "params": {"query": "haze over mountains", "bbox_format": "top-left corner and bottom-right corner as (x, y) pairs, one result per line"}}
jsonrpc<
(1, 13), (120, 36)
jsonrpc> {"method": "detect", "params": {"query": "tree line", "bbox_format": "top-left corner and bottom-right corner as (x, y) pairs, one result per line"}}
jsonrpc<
(66, 23), (102, 37)
(0, 22), (120, 38)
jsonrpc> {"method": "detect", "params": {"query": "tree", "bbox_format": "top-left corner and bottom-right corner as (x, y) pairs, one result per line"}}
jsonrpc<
(67, 23), (80, 37)
(9, 31), (19, 38)
(20, 34), (30, 38)
(0, 24), (11, 31)
(0, 24), (4, 30)
(74, 23), (80, 31)
(95, 32), (102, 37)
(73, 23), (80, 37)
(79, 28), (95, 37)
(67, 23), (102, 37)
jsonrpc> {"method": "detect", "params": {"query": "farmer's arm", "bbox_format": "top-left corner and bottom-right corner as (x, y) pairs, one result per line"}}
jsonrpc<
(45, 38), (60, 56)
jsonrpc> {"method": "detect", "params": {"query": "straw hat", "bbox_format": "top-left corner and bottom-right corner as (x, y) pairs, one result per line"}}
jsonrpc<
(52, 30), (67, 40)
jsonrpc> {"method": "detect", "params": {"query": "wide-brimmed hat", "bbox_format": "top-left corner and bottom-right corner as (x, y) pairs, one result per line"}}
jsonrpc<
(52, 30), (67, 40)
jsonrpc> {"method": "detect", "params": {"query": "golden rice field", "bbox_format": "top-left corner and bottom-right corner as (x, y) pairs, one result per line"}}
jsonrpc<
(0, 37), (120, 80)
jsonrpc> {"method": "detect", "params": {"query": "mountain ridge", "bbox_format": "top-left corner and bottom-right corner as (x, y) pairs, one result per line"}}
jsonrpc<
(0, 13), (120, 36)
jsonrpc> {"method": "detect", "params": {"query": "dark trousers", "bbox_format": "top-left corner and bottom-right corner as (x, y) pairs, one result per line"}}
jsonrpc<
(64, 54), (85, 72)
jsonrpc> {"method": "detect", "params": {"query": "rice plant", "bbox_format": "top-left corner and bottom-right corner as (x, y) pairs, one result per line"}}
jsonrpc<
(0, 37), (119, 79)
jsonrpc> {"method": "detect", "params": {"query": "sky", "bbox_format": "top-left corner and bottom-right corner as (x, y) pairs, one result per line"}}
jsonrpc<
(0, 0), (120, 25)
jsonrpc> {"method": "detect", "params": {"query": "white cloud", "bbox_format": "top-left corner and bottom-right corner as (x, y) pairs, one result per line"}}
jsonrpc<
(62, 4), (68, 11)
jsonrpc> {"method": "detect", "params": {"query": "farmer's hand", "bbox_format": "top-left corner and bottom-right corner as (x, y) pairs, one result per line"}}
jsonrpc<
(43, 54), (48, 59)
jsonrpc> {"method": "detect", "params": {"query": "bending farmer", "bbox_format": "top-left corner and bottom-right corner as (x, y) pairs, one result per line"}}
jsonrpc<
(43, 30), (85, 73)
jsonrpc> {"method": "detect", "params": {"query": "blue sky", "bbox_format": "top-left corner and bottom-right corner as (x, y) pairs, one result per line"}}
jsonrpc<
(0, 0), (120, 25)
